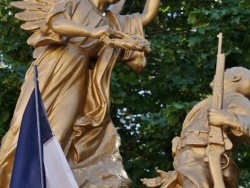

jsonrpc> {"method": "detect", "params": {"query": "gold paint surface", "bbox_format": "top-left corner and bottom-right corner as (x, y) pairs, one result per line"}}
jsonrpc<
(141, 67), (250, 188)
(0, 0), (160, 187)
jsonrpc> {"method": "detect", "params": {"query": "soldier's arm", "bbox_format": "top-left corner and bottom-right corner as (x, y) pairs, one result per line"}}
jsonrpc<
(208, 100), (250, 137)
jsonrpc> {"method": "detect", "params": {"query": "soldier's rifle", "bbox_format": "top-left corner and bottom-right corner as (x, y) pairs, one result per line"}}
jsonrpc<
(205, 33), (226, 188)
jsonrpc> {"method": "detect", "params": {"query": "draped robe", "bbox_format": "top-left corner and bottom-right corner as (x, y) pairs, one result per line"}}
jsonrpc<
(0, 0), (146, 187)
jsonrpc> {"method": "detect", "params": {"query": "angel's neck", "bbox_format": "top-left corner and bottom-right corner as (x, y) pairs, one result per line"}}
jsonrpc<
(89, 0), (106, 12)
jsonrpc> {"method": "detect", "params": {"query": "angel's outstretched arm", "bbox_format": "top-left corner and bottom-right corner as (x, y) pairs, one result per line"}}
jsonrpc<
(49, 13), (114, 39)
(141, 0), (160, 27)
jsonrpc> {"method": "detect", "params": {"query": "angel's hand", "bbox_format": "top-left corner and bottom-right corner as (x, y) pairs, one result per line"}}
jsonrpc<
(100, 33), (151, 52)
(141, 170), (168, 187)
(103, 37), (150, 52)
(92, 25), (115, 39)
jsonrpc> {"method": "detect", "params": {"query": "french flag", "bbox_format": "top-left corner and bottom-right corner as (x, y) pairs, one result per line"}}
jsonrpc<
(10, 65), (78, 188)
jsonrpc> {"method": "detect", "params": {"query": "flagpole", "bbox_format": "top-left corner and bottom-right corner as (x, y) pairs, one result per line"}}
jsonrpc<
(33, 65), (45, 188)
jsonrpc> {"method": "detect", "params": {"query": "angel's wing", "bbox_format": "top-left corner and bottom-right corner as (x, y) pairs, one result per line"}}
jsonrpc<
(12, 0), (124, 47)
(13, 0), (124, 31)
(11, 0), (57, 31)
(11, 0), (57, 49)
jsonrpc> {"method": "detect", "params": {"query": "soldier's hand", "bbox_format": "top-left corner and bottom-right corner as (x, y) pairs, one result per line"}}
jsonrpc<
(171, 136), (180, 157)
(141, 170), (169, 187)
(208, 107), (236, 129)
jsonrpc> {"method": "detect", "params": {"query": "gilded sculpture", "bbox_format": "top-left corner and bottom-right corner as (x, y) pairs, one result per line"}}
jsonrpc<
(141, 33), (250, 188)
(0, 0), (160, 187)
(141, 67), (250, 187)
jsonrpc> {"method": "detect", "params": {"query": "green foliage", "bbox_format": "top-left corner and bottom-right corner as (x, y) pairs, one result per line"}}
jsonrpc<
(114, 0), (250, 187)
(1, 0), (250, 187)
(0, 0), (32, 138)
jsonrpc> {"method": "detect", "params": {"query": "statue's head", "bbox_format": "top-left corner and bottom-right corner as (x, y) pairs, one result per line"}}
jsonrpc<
(210, 67), (250, 98)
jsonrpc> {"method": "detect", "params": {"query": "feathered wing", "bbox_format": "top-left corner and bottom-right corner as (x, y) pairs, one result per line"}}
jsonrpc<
(12, 0), (123, 33)
(11, 0), (57, 46)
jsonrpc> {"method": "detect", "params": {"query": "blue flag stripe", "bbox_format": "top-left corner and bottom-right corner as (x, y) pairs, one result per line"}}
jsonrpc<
(10, 66), (78, 188)
(10, 73), (53, 188)
(10, 90), (46, 188)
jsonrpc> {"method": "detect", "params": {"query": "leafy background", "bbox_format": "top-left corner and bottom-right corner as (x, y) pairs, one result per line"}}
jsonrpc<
(0, 0), (250, 187)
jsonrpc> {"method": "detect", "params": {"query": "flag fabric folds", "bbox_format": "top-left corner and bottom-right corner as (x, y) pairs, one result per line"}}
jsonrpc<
(10, 66), (78, 188)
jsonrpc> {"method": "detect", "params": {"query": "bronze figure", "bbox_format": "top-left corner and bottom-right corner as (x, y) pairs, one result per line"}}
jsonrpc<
(0, 0), (160, 187)
(141, 67), (250, 188)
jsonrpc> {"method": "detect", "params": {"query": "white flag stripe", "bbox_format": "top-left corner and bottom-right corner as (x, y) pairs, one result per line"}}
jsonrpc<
(43, 136), (78, 188)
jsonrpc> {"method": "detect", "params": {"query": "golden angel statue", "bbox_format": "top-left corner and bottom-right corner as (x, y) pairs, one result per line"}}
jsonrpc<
(0, 0), (160, 187)
(141, 67), (250, 188)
